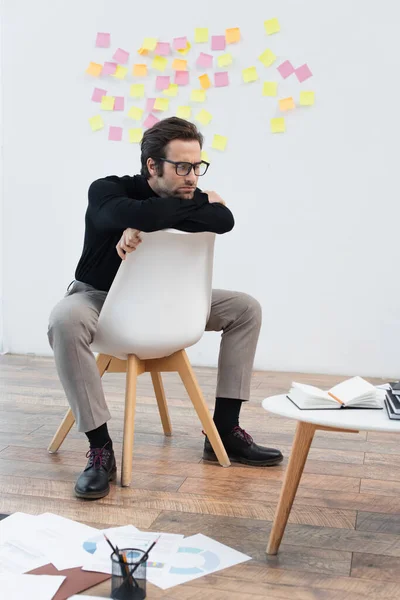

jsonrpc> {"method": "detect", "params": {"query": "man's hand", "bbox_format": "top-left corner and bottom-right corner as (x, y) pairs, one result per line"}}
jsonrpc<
(203, 190), (226, 206)
(116, 228), (142, 260)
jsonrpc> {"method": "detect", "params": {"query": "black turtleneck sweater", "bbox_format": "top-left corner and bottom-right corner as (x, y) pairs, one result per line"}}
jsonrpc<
(74, 174), (235, 292)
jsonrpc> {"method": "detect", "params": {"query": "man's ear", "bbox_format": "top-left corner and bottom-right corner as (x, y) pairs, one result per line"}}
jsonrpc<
(147, 157), (157, 176)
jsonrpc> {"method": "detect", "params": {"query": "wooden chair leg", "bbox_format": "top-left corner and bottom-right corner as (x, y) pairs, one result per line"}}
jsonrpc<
(266, 421), (316, 555)
(121, 354), (140, 487)
(47, 353), (112, 453)
(174, 350), (230, 468)
(151, 371), (172, 436)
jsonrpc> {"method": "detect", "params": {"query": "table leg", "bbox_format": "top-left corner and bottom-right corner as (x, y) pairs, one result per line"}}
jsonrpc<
(266, 421), (316, 555)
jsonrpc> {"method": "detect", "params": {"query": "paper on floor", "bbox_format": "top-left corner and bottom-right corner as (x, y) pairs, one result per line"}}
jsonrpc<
(0, 574), (65, 600)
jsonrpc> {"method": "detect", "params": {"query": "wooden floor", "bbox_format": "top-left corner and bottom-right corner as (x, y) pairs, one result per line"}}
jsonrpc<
(1, 354), (400, 599)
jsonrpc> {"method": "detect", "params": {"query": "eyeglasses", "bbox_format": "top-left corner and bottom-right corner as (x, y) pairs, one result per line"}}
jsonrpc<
(158, 158), (210, 176)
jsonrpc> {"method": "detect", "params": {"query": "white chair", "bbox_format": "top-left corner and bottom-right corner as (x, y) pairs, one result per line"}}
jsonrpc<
(48, 229), (231, 485)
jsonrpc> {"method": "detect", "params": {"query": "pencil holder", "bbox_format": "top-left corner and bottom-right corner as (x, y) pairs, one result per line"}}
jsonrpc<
(111, 548), (147, 600)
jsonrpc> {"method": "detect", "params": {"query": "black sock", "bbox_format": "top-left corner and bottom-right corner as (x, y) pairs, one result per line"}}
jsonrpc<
(85, 423), (112, 450)
(213, 398), (243, 436)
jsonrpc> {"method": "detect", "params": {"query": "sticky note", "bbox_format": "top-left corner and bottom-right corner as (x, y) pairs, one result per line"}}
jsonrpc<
(152, 55), (168, 72)
(211, 35), (226, 51)
(100, 96), (115, 111)
(155, 42), (170, 56)
(129, 128), (143, 143)
(214, 72), (229, 87)
(92, 88), (107, 102)
(142, 37), (157, 51)
(300, 91), (315, 106)
(295, 63), (313, 83)
(178, 41), (191, 55)
(114, 65), (128, 80)
(128, 106), (144, 120)
(212, 134), (228, 151)
(95, 33), (110, 48)
(133, 64), (147, 77)
(218, 53), (232, 68)
(177, 106), (192, 119)
(226, 27), (240, 44)
(263, 81), (278, 96)
(196, 53), (213, 68)
(277, 60), (295, 79)
(242, 66), (258, 83)
(173, 36), (187, 50)
(191, 89), (206, 102)
(108, 126), (123, 142)
(89, 115), (104, 131)
(154, 97), (169, 111)
(86, 62), (102, 77)
(279, 97), (295, 111)
(138, 47), (149, 56)
(144, 114), (160, 129)
(113, 48), (129, 64)
(259, 49), (277, 67)
(201, 150), (210, 162)
(103, 62), (117, 75)
(156, 75), (170, 91)
(199, 74), (211, 89)
(195, 28), (209, 43)
(163, 84), (179, 97)
(172, 58), (187, 71)
(175, 70), (189, 85)
(264, 18), (280, 35)
(195, 109), (212, 125)
(270, 117), (285, 133)
(146, 98), (156, 112)
(114, 97), (125, 111)
(130, 84), (145, 98)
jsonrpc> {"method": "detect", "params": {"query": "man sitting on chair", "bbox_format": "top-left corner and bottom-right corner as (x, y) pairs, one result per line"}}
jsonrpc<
(48, 117), (283, 500)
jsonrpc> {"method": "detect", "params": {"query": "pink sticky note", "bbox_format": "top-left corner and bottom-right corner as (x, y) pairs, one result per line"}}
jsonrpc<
(211, 35), (226, 51)
(196, 53), (213, 68)
(295, 63), (313, 83)
(144, 114), (160, 129)
(114, 97), (125, 111)
(113, 48), (130, 64)
(155, 42), (170, 56)
(108, 126), (123, 141)
(156, 75), (170, 90)
(146, 98), (156, 112)
(173, 36), (187, 50)
(214, 72), (229, 87)
(103, 62), (117, 75)
(277, 60), (295, 79)
(92, 88), (107, 102)
(175, 70), (189, 85)
(96, 33), (110, 48)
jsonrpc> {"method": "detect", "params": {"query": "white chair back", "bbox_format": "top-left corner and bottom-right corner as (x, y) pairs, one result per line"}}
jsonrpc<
(92, 229), (215, 360)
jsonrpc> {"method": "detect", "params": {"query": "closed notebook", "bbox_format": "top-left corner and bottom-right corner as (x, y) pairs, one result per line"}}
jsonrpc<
(287, 376), (383, 410)
(389, 382), (400, 396)
(384, 396), (400, 420)
(386, 389), (400, 415)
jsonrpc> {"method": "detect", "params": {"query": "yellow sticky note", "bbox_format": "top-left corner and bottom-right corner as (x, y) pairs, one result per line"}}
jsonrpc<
(130, 84), (145, 98)
(176, 106), (192, 119)
(199, 74), (211, 90)
(259, 49), (277, 67)
(114, 65), (128, 80)
(300, 91), (315, 106)
(178, 41), (191, 55)
(133, 64), (147, 77)
(264, 18), (280, 35)
(263, 81), (278, 97)
(138, 47), (149, 56)
(271, 118), (285, 133)
(129, 128), (143, 143)
(195, 28), (209, 43)
(128, 106), (144, 121)
(279, 97), (295, 111)
(154, 97), (169, 111)
(89, 115), (104, 131)
(191, 89), (206, 102)
(195, 109), (212, 125)
(226, 27), (240, 44)
(172, 58), (187, 71)
(163, 84), (179, 97)
(86, 62), (102, 77)
(212, 134), (228, 151)
(100, 96), (115, 111)
(152, 55), (168, 72)
(218, 53), (233, 68)
(201, 150), (210, 162)
(142, 37), (157, 51)
(242, 67), (258, 83)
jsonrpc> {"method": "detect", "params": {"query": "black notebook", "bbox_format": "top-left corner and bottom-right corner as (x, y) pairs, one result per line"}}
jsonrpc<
(384, 397), (400, 420)
(389, 382), (400, 397)
(386, 390), (400, 415)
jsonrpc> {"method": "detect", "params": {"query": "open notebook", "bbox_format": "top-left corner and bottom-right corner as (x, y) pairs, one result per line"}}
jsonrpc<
(287, 376), (383, 410)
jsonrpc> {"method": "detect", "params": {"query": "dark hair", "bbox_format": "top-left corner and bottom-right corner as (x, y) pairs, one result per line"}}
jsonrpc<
(140, 117), (204, 178)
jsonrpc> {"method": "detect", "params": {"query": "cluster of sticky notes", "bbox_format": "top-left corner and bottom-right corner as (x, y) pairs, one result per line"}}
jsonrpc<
(277, 60), (313, 82)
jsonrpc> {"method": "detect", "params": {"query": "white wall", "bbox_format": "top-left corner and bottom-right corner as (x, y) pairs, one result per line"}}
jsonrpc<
(2, 0), (400, 377)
